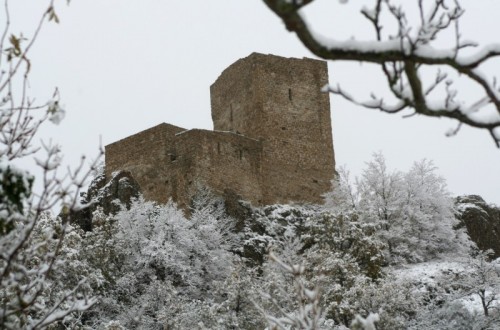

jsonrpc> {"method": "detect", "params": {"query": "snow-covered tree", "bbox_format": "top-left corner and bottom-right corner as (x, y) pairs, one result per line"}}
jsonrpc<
(357, 152), (404, 229)
(73, 192), (247, 329)
(263, 0), (500, 146)
(328, 153), (469, 263)
(456, 251), (500, 319)
(398, 159), (470, 260)
(323, 166), (358, 211)
(0, 1), (100, 328)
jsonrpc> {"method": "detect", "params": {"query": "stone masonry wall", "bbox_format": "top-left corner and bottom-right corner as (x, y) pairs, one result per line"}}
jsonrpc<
(171, 130), (263, 208)
(105, 126), (263, 209)
(105, 53), (336, 209)
(211, 53), (335, 205)
(105, 123), (184, 202)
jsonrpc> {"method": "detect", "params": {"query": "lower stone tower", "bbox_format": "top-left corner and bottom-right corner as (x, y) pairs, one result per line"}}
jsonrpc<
(105, 53), (335, 209)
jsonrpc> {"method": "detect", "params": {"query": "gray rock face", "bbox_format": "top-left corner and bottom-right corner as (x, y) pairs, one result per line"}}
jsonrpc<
(65, 170), (141, 231)
(455, 195), (500, 258)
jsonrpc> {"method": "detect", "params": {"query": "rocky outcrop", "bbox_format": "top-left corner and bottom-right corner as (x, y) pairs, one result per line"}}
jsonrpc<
(455, 195), (500, 258)
(64, 170), (141, 231)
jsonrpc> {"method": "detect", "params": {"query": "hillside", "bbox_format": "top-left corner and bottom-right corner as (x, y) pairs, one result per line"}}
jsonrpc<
(56, 162), (500, 329)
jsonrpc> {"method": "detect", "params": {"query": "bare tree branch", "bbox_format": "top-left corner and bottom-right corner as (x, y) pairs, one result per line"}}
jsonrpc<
(262, 0), (500, 146)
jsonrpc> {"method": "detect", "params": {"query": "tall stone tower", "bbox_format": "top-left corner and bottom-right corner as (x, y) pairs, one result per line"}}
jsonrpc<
(210, 53), (335, 204)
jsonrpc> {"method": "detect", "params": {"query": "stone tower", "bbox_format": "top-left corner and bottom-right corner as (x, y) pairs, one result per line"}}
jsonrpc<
(105, 53), (335, 209)
(211, 53), (335, 204)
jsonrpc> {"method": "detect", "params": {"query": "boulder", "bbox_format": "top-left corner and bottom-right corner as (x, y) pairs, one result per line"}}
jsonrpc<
(64, 170), (141, 231)
(455, 195), (500, 258)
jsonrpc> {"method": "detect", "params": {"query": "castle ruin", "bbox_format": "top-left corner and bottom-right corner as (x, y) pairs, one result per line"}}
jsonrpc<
(105, 53), (336, 209)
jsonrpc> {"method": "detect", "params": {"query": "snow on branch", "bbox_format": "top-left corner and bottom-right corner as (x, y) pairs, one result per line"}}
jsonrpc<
(256, 251), (323, 330)
(0, 1), (102, 327)
(263, 0), (500, 146)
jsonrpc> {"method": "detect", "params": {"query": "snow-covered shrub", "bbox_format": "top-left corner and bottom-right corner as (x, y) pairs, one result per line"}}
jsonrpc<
(244, 205), (388, 328)
(408, 301), (476, 330)
(336, 275), (421, 329)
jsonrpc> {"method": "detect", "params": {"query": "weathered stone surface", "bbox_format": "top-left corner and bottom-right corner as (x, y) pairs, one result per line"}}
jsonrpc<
(455, 195), (500, 258)
(105, 53), (336, 211)
(211, 53), (335, 205)
(66, 170), (141, 231)
(222, 189), (255, 232)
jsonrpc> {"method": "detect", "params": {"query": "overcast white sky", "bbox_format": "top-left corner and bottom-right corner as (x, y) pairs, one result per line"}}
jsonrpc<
(9, 0), (500, 204)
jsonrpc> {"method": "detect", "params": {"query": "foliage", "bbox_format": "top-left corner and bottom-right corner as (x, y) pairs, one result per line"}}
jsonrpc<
(407, 301), (476, 330)
(243, 205), (390, 328)
(0, 165), (33, 235)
